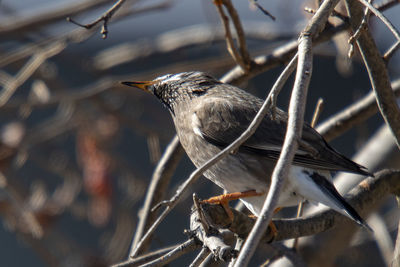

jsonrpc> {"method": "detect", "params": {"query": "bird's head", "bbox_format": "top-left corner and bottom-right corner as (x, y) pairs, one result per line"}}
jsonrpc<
(121, 71), (221, 114)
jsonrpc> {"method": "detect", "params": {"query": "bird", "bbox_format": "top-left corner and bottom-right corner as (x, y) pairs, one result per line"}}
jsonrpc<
(121, 71), (372, 230)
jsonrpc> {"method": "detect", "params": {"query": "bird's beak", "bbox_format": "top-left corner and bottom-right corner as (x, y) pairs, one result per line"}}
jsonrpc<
(120, 80), (156, 93)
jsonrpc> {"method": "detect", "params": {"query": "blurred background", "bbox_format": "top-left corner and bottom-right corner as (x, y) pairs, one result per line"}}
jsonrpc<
(1, 0), (400, 266)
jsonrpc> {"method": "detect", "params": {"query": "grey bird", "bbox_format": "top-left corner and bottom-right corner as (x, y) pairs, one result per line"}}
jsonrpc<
(122, 71), (372, 229)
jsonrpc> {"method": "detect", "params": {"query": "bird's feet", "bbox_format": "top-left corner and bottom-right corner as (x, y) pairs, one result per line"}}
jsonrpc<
(200, 190), (264, 221)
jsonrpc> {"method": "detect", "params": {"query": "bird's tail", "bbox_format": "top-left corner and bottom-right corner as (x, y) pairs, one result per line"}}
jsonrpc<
(306, 171), (372, 231)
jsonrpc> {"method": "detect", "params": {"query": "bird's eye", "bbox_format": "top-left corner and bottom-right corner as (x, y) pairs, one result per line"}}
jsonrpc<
(198, 81), (215, 87)
(192, 88), (206, 96)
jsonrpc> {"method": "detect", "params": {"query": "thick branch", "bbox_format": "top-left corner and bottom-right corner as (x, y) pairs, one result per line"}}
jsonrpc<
(345, 0), (400, 149)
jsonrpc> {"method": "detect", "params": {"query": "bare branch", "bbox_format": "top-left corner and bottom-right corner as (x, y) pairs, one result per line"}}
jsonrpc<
(375, 0), (400, 11)
(0, 0), (114, 37)
(0, 41), (66, 107)
(248, 0), (276, 20)
(189, 248), (210, 267)
(345, 0), (400, 149)
(310, 98), (324, 128)
(357, 0), (400, 43)
(112, 244), (179, 267)
(214, 1), (247, 71)
(347, 0), (371, 58)
(221, 0), (399, 86)
(0, 1), (171, 68)
(221, 21), (348, 85)
(266, 54), (298, 120)
(67, 0), (128, 39)
(129, 135), (184, 256)
(384, 40), (400, 62)
(222, 0), (252, 68)
(115, 239), (199, 267)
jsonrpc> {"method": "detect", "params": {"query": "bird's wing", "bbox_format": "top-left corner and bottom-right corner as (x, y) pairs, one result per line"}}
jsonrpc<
(193, 98), (371, 176)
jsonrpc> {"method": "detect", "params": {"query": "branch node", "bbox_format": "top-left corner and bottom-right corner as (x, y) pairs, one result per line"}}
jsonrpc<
(151, 199), (170, 212)
(66, 0), (127, 39)
(65, 17), (90, 29)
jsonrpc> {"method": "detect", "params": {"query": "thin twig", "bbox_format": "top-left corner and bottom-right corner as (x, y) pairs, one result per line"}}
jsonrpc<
(117, 239), (199, 267)
(304, 7), (348, 23)
(383, 40), (400, 62)
(249, 0), (276, 20)
(267, 54), (298, 120)
(220, 23), (343, 85)
(112, 244), (179, 267)
(67, 0), (128, 39)
(0, 172), (44, 238)
(139, 239), (199, 267)
(311, 98), (324, 128)
(129, 135), (183, 256)
(375, 0), (400, 11)
(198, 253), (215, 267)
(0, 41), (66, 107)
(214, 1), (247, 71)
(223, 0), (253, 69)
(348, 0), (372, 58)
(357, 0), (400, 42)
(248, 0), (276, 20)
(220, 0), (398, 86)
(0, 0), (113, 37)
(189, 248), (210, 267)
(1, 1), (171, 68)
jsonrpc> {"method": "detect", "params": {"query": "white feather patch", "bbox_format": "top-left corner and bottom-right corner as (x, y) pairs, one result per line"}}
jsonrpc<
(192, 112), (203, 138)
(288, 166), (349, 217)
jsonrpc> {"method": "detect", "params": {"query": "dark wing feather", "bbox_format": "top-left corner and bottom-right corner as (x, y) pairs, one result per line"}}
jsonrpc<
(194, 98), (372, 176)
